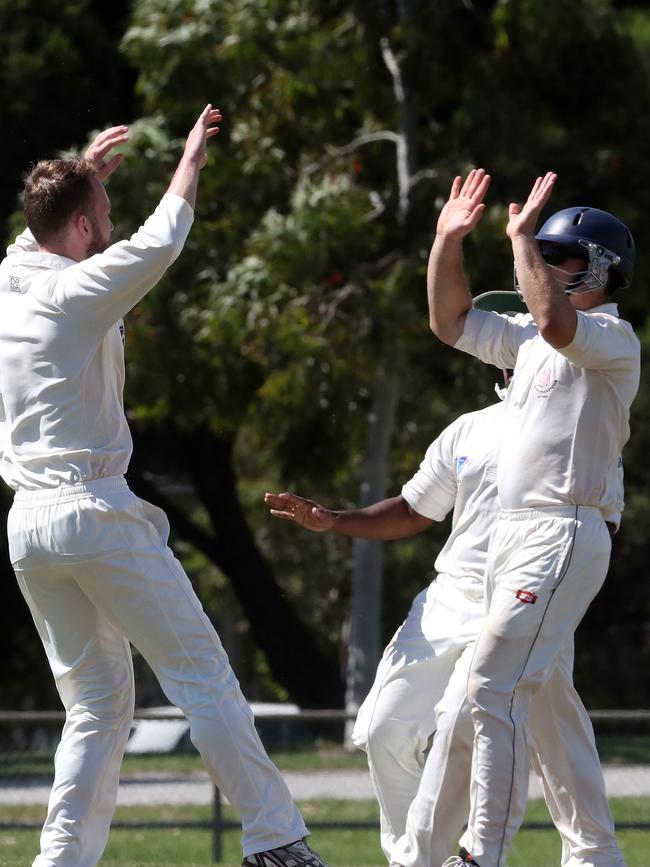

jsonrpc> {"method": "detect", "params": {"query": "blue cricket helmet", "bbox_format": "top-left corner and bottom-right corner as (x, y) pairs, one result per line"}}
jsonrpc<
(535, 206), (635, 290)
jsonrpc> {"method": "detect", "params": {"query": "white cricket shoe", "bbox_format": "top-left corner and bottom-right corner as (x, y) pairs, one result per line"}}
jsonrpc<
(242, 838), (328, 867)
(442, 847), (482, 866)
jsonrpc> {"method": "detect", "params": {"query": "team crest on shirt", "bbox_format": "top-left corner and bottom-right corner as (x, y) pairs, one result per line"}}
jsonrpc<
(456, 456), (468, 475)
(119, 322), (125, 345)
(516, 589), (538, 604)
(533, 368), (558, 398)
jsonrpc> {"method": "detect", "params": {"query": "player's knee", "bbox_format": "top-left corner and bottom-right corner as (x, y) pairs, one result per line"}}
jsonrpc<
(366, 713), (425, 767)
(365, 713), (394, 755)
(65, 667), (135, 731)
(99, 678), (135, 730)
(466, 668), (503, 717)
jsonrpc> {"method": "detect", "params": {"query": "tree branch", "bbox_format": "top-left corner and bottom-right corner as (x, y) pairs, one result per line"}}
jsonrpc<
(379, 36), (411, 223)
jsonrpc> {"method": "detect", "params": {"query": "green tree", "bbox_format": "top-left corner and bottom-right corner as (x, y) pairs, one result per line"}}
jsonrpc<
(0, 0), (136, 236)
(114, 0), (650, 708)
(115, 0), (493, 707)
(3, 0), (650, 711)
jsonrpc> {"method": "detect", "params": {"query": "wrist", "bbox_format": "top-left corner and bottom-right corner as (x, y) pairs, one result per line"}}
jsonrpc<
(509, 228), (537, 241)
(434, 229), (466, 245)
(180, 151), (206, 170)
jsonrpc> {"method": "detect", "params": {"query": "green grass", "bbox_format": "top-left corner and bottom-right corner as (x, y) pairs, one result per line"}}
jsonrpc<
(1, 740), (648, 864)
(2, 734), (647, 778)
(0, 744), (370, 778)
(1, 799), (649, 866)
(597, 734), (650, 764)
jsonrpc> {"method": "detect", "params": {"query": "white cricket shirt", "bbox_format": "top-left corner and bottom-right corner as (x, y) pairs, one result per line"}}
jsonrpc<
(455, 305), (639, 526)
(0, 193), (194, 490)
(402, 401), (504, 593)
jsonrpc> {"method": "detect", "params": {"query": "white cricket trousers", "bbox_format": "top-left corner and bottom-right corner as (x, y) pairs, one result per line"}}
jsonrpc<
(352, 575), (485, 860)
(460, 506), (616, 867)
(353, 575), (624, 867)
(8, 476), (307, 867)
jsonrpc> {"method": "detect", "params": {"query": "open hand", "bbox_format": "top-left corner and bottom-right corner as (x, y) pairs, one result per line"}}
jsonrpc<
(264, 492), (335, 533)
(436, 168), (491, 240)
(507, 172), (557, 240)
(183, 105), (222, 169)
(85, 125), (129, 182)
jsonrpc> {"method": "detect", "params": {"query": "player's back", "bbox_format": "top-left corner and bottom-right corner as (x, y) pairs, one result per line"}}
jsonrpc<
(0, 252), (131, 491)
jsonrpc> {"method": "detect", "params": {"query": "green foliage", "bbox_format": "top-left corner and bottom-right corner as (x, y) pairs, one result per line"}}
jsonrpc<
(2, 0), (650, 705)
(95, 0), (650, 700)
(0, 0), (135, 239)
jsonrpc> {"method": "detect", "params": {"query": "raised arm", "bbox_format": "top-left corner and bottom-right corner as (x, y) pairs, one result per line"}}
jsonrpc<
(428, 169), (491, 345)
(507, 172), (578, 348)
(167, 104), (221, 209)
(264, 492), (432, 540)
(85, 109), (222, 201)
(54, 106), (223, 326)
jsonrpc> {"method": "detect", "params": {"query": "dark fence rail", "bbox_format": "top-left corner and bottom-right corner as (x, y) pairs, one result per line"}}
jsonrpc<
(1, 707), (648, 862)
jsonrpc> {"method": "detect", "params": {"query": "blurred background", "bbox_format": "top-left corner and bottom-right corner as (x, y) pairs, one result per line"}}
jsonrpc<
(0, 1), (649, 862)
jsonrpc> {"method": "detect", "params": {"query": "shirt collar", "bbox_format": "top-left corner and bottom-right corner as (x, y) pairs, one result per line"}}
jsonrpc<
(584, 301), (619, 315)
(7, 251), (78, 271)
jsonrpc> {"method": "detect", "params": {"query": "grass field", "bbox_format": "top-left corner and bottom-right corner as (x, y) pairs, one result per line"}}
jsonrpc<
(1, 740), (648, 865)
(1, 798), (649, 866)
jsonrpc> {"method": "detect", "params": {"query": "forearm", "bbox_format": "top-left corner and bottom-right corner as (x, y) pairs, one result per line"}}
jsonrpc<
(329, 496), (431, 540)
(167, 155), (203, 210)
(165, 105), (220, 209)
(427, 234), (473, 345)
(512, 235), (577, 347)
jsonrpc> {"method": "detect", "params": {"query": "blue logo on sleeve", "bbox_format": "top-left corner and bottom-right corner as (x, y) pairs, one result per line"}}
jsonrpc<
(456, 456), (468, 475)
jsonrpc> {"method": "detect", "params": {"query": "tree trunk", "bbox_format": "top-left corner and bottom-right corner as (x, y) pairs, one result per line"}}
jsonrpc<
(344, 4), (419, 739)
(344, 372), (399, 735)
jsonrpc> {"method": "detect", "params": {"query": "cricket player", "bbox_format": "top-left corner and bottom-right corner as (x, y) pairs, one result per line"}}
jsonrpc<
(0, 111), (327, 867)
(426, 169), (639, 867)
(265, 294), (625, 867)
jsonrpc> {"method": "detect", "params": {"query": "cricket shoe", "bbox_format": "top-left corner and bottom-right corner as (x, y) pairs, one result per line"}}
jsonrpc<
(442, 847), (482, 866)
(242, 838), (329, 867)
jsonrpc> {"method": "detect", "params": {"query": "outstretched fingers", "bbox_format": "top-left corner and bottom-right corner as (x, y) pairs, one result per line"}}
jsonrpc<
(507, 171), (557, 239)
(537, 171), (557, 203)
(180, 103), (224, 171)
(447, 168), (490, 205)
(264, 492), (332, 532)
(438, 167), (491, 239)
(200, 104), (222, 138)
(264, 492), (303, 521)
(92, 125), (129, 150)
(449, 175), (463, 200)
(526, 172), (557, 206)
(268, 508), (296, 521)
(85, 125), (130, 180)
(466, 202), (487, 231)
(461, 168), (490, 203)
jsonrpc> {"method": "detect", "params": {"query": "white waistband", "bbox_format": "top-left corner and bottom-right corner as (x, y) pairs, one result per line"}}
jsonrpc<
(499, 505), (603, 522)
(13, 475), (129, 506)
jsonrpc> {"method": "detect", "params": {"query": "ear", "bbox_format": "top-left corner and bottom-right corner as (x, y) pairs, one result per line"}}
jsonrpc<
(73, 212), (92, 239)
